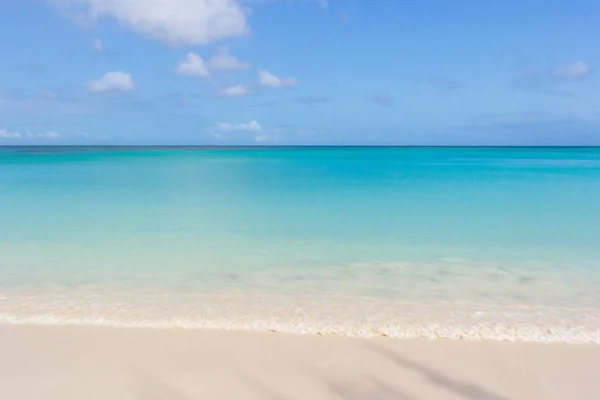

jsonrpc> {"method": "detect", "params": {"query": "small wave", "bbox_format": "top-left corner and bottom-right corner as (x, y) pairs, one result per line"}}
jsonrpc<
(1, 293), (598, 344)
(0, 314), (598, 344)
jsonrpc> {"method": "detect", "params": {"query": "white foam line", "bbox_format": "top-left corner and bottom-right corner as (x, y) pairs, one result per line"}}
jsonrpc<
(1, 314), (598, 345)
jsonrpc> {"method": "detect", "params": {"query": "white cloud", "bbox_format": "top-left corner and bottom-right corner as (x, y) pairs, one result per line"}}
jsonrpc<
(36, 131), (62, 139)
(50, 0), (248, 46)
(209, 47), (251, 71)
(87, 71), (135, 92)
(219, 84), (249, 97)
(0, 129), (22, 139)
(80, 132), (112, 140)
(252, 133), (271, 142)
(93, 38), (103, 51)
(0, 129), (62, 139)
(210, 120), (279, 142)
(554, 61), (592, 79)
(175, 53), (209, 77)
(212, 120), (263, 133)
(258, 69), (297, 88)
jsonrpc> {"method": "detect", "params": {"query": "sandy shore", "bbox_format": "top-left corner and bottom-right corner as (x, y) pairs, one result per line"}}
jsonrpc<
(1, 325), (599, 400)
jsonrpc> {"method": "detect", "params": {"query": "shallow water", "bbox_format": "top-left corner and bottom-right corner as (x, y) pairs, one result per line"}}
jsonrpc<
(1, 146), (599, 342)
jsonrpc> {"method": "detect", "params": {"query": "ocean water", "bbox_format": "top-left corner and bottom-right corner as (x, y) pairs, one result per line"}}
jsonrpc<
(1, 146), (600, 343)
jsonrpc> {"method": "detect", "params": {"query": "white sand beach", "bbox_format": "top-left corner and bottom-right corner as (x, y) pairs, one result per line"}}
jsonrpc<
(1, 325), (599, 400)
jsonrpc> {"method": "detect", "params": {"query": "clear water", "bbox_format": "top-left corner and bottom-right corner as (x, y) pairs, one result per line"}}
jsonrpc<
(1, 146), (600, 342)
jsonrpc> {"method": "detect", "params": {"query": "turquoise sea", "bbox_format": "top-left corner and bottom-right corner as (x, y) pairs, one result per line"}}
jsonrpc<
(1, 147), (599, 343)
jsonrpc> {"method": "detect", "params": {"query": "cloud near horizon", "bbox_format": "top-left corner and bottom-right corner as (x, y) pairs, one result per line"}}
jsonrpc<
(210, 120), (273, 142)
(0, 128), (62, 139)
(212, 120), (263, 132)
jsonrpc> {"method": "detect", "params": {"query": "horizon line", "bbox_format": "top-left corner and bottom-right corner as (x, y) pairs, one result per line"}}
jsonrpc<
(2, 144), (600, 149)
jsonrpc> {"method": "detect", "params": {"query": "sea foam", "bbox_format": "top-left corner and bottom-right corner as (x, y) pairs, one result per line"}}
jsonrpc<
(1, 291), (599, 344)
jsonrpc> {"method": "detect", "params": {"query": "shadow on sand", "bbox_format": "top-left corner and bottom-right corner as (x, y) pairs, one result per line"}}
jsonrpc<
(129, 343), (509, 400)
(326, 375), (418, 400)
(365, 343), (508, 400)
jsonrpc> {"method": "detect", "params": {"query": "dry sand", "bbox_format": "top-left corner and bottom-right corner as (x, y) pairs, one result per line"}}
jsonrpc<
(1, 325), (599, 400)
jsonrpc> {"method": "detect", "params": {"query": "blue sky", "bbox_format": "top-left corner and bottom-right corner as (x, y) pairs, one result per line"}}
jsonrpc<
(1, 0), (599, 145)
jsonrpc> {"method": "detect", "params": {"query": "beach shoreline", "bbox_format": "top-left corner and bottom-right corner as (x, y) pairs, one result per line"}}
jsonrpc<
(1, 324), (599, 399)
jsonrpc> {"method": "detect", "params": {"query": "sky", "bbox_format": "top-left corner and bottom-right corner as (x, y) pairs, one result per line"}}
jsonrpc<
(0, 0), (599, 145)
